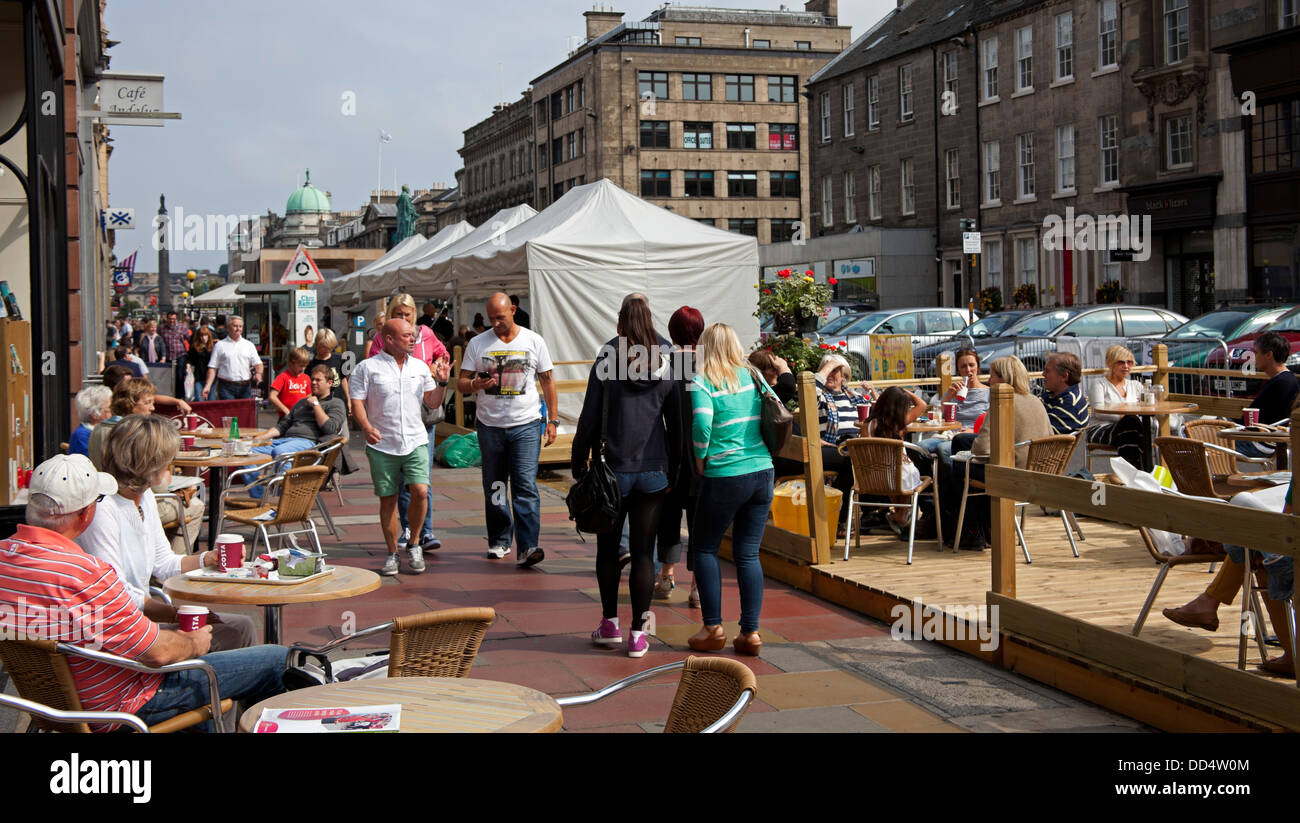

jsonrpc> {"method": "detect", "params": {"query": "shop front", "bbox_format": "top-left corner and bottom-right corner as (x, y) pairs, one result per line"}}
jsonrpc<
(1121, 174), (1221, 315)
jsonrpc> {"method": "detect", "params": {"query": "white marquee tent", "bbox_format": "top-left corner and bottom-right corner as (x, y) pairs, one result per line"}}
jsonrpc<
(331, 220), (475, 308)
(191, 282), (245, 305)
(391, 204), (537, 293)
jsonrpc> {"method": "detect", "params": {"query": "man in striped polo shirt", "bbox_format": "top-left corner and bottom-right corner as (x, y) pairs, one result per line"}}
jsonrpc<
(1039, 352), (1091, 435)
(1, 455), (287, 730)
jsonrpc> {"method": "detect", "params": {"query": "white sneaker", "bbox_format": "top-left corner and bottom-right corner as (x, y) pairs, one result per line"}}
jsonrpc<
(379, 553), (400, 576)
(399, 527), (410, 546)
(517, 547), (545, 568)
(485, 545), (510, 560)
(406, 545), (426, 573)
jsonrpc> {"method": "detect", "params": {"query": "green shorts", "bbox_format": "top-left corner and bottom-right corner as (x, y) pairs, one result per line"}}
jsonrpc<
(366, 444), (430, 497)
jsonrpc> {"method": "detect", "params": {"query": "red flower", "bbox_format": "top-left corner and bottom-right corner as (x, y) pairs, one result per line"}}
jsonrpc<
(805, 270), (813, 276)
(763, 289), (770, 294)
(828, 277), (838, 285)
(838, 341), (847, 347)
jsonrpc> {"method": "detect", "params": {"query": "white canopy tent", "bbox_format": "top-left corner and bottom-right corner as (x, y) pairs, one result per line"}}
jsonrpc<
(331, 221), (475, 308)
(330, 233), (426, 308)
(391, 204), (537, 294)
(191, 282), (245, 305)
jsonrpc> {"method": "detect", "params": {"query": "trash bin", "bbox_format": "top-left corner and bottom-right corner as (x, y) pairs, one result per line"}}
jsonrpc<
(770, 480), (842, 536)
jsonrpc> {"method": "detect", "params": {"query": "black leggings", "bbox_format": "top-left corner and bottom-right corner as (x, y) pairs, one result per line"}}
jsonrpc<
(597, 489), (667, 631)
(1090, 416), (1150, 471)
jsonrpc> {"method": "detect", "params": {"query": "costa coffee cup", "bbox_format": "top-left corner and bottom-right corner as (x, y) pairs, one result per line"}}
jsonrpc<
(177, 605), (209, 632)
(215, 534), (245, 571)
(1243, 408), (1260, 426)
(857, 404), (871, 422)
(942, 402), (958, 423)
(181, 435), (195, 450)
(186, 416), (199, 431)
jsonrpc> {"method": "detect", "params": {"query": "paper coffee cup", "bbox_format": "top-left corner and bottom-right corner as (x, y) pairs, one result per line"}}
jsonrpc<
(186, 417), (199, 431)
(181, 435), (195, 450)
(216, 534), (244, 571)
(1243, 408), (1260, 425)
(856, 404), (871, 422)
(177, 605), (209, 632)
(942, 402), (957, 423)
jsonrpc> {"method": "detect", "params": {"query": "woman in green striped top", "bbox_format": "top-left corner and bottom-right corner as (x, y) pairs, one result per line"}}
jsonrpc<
(687, 324), (774, 657)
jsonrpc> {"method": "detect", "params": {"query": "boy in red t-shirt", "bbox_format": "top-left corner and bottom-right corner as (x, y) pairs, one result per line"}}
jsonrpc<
(269, 347), (312, 417)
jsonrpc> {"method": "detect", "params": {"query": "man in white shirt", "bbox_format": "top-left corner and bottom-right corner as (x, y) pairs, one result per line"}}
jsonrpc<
(350, 318), (452, 576)
(202, 315), (264, 400)
(458, 292), (558, 568)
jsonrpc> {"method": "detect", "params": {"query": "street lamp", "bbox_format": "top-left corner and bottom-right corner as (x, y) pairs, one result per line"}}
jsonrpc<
(186, 270), (197, 321)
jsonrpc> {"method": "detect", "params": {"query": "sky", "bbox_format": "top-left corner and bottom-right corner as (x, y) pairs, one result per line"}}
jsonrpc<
(105, 0), (896, 273)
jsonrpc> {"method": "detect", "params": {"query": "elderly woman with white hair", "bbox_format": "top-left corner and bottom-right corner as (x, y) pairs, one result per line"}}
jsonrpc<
(814, 354), (877, 538)
(69, 385), (112, 457)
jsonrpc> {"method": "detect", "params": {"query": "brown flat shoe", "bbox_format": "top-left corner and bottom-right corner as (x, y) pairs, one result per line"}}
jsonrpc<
(1162, 606), (1220, 632)
(1258, 657), (1296, 678)
(688, 625), (726, 652)
(734, 631), (762, 657)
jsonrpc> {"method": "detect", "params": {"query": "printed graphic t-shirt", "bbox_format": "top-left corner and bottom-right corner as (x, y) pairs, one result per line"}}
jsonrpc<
(271, 371), (312, 417)
(461, 327), (553, 429)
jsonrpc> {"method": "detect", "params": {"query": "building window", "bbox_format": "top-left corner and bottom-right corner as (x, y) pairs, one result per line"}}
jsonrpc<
(578, 80), (584, 108)
(552, 137), (562, 166)
(1166, 115), (1193, 168)
(675, 36), (702, 45)
(867, 75), (880, 130)
(683, 122), (713, 149)
(984, 240), (1002, 288)
(566, 85), (575, 113)
(683, 170), (714, 197)
(640, 121), (669, 148)
(1101, 248), (1120, 284)
(1056, 125), (1075, 191)
(1099, 115), (1119, 185)
(728, 219), (758, 237)
(984, 142), (1001, 204)
(726, 123), (757, 150)
(1250, 100), (1300, 173)
(536, 100), (548, 124)
(900, 158), (915, 215)
(983, 38), (999, 99)
(1018, 237), (1037, 285)
(553, 182), (564, 201)
(771, 171), (800, 198)
(1098, 0), (1118, 68)
(1055, 12), (1073, 81)
(551, 92), (562, 119)
(727, 171), (757, 197)
(753, 39), (771, 49)
(725, 74), (755, 102)
(945, 149), (960, 209)
(770, 219), (798, 241)
(682, 72), (712, 101)
(1017, 133), (1035, 198)
(695, 218), (717, 227)
(843, 171), (857, 223)
(822, 175), (833, 227)
(640, 170), (671, 197)
(769, 123), (797, 150)
(820, 91), (831, 141)
(1284, 0), (1298, 27)
(538, 145), (547, 170)
(868, 166), (881, 219)
(943, 50), (958, 108)
(842, 84), (855, 136)
(795, 41), (811, 50)
(1164, 0), (1189, 65)
(1016, 26), (1033, 91)
(638, 71), (669, 100)
(768, 75), (796, 102)
(899, 65), (914, 121)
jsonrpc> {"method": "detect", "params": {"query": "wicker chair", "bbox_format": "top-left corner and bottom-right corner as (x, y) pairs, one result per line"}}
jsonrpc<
(838, 437), (941, 565)
(0, 638), (231, 733)
(1183, 418), (1274, 476)
(557, 656), (757, 733)
(223, 450), (322, 511)
(313, 437), (348, 536)
(1155, 436), (1252, 500)
(285, 607), (496, 682)
(219, 465), (330, 557)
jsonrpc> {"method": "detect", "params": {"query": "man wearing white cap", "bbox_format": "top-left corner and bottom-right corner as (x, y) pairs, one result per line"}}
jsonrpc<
(0, 454), (287, 730)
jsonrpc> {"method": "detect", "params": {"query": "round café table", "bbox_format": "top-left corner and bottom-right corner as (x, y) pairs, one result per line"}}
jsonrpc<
(164, 564), (380, 645)
(1216, 427), (1292, 470)
(172, 450), (272, 552)
(1091, 401), (1198, 469)
(904, 420), (962, 442)
(238, 676), (563, 733)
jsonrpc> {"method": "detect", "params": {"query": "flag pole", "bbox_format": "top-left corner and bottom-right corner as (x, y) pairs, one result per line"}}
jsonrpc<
(377, 135), (382, 200)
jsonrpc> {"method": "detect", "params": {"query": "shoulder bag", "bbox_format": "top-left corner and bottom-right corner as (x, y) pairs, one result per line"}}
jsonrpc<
(565, 380), (622, 534)
(748, 367), (793, 457)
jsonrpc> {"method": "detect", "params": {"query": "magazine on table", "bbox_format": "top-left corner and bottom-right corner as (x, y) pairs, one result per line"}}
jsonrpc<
(254, 704), (401, 733)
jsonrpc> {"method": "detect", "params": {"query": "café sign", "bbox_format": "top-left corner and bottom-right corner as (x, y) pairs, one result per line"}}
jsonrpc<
(93, 73), (180, 127)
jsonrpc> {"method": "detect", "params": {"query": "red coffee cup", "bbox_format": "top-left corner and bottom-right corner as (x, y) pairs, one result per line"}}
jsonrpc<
(177, 605), (209, 632)
(215, 534), (244, 571)
(857, 404), (871, 422)
(186, 416), (199, 431)
(181, 435), (195, 450)
(1243, 408), (1260, 426)
(942, 402), (957, 423)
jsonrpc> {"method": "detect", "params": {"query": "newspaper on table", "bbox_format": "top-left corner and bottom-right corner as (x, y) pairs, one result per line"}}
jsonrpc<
(254, 704), (400, 733)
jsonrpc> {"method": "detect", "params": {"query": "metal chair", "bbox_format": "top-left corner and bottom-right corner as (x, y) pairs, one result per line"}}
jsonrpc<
(0, 692), (150, 733)
(838, 437), (941, 565)
(557, 656), (757, 733)
(223, 450), (322, 511)
(219, 465), (330, 557)
(0, 638), (230, 733)
(1132, 526), (1240, 637)
(285, 607), (496, 682)
(313, 437), (348, 535)
(1183, 419), (1273, 476)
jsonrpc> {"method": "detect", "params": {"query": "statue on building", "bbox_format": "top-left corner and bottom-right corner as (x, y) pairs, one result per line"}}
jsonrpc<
(394, 184), (418, 244)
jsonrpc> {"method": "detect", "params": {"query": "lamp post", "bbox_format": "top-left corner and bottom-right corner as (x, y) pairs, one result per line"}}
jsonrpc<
(186, 269), (197, 322)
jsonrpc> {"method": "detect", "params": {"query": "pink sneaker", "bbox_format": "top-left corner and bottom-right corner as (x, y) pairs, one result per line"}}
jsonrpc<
(627, 630), (649, 658)
(591, 618), (621, 648)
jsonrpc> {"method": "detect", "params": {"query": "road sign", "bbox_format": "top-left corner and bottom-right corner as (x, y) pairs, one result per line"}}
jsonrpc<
(104, 208), (134, 229)
(280, 244), (325, 285)
(962, 231), (981, 254)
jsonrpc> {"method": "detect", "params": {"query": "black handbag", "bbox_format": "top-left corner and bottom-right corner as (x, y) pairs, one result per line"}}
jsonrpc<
(565, 380), (622, 534)
(749, 367), (793, 457)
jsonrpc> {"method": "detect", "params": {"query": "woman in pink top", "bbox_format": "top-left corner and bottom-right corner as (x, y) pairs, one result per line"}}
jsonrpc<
(367, 294), (449, 550)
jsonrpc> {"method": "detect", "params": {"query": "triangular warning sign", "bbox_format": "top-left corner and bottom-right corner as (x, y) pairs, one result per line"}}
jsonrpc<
(280, 244), (325, 285)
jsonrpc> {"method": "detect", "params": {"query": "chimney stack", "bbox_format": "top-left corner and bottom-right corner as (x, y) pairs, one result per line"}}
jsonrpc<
(584, 7), (624, 41)
(804, 0), (837, 22)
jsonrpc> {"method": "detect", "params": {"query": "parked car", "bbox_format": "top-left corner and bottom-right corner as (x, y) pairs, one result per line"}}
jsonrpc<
(1206, 305), (1300, 395)
(911, 310), (1039, 375)
(1144, 305), (1291, 394)
(803, 310), (866, 340)
(818, 307), (978, 378)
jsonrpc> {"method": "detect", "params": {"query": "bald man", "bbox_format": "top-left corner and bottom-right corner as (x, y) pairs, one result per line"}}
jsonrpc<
(350, 318), (451, 576)
(459, 292), (557, 567)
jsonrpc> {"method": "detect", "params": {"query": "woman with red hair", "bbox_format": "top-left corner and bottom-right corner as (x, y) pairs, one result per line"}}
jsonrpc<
(656, 306), (704, 606)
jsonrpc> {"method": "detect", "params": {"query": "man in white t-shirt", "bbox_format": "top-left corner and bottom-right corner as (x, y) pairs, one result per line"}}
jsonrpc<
(458, 292), (558, 568)
(202, 315), (264, 400)
(350, 319), (452, 576)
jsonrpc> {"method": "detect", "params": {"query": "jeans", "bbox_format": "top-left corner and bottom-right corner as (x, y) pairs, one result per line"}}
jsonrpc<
(217, 381), (252, 401)
(248, 438), (317, 498)
(1236, 440), (1275, 460)
(1225, 543), (1295, 601)
(477, 421), (542, 551)
(135, 644), (288, 731)
(692, 468), (774, 633)
(656, 485), (695, 568)
(398, 424), (438, 539)
(920, 436), (956, 480)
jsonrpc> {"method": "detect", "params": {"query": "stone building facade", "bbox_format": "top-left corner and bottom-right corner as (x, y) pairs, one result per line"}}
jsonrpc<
(459, 93), (535, 226)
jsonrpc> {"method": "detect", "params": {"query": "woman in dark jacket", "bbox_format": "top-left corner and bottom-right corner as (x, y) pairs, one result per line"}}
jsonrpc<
(572, 296), (681, 658)
(656, 306), (704, 606)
